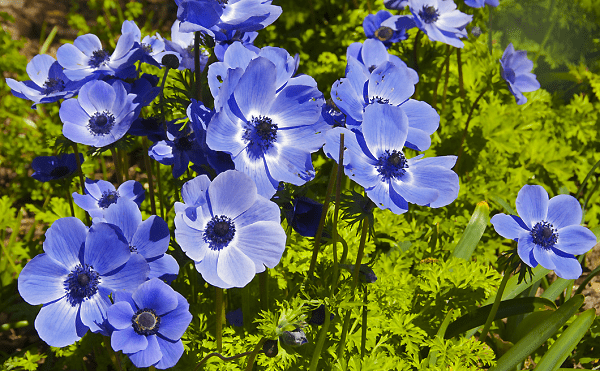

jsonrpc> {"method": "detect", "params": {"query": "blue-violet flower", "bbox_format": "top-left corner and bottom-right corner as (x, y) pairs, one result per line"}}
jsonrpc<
(31, 153), (84, 182)
(73, 178), (145, 219)
(500, 43), (540, 105)
(408, 0), (472, 48)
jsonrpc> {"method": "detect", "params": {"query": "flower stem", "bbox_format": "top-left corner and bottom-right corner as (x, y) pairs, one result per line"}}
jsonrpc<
(142, 137), (158, 215)
(155, 160), (165, 220)
(441, 52), (451, 112)
(194, 31), (202, 101)
(308, 165), (338, 276)
(576, 157), (600, 199)
(243, 338), (266, 371)
(479, 271), (511, 342)
(71, 142), (89, 224)
(487, 9), (493, 55)
(330, 133), (345, 294)
(432, 46), (453, 109)
(195, 350), (254, 370)
(455, 86), (490, 172)
(361, 284), (368, 358)
(63, 179), (75, 217)
(110, 147), (123, 185)
(259, 270), (268, 311)
(216, 287), (224, 353)
(241, 285), (250, 335)
(457, 48), (465, 99)
(413, 30), (422, 99)
(308, 305), (332, 371)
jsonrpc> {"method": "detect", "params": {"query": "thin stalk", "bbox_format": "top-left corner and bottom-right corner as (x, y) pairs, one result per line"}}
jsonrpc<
(479, 271), (511, 342)
(308, 167), (338, 275)
(110, 147), (123, 184)
(194, 350), (254, 370)
(576, 158), (600, 198)
(142, 137), (158, 215)
(216, 287), (224, 353)
(159, 65), (171, 123)
(308, 305), (332, 371)
(71, 143), (89, 224)
(330, 133), (345, 294)
(1, 210), (22, 275)
(441, 54), (451, 112)
(243, 338), (266, 371)
(100, 155), (108, 181)
(156, 161), (165, 220)
(487, 9), (493, 55)
(432, 46), (453, 109)
(455, 86), (490, 171)
(103, 336), (122, 371)
(457, 48), (465, 99)
(259, 271), (268, 311)
(575, 264), (600, 296)
(361, 284), (368, 358)
(194, 31), (202, 101)
(582, 177), (600, 223)
(121, 149), (129, 181)
(412, 30), (422, 99)
(241, 285), (250, 334)
(63, 180), (75, 217)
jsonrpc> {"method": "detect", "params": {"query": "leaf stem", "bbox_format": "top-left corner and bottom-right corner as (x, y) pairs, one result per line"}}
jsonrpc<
(194, 31), (202, 101)
(142, 137), (157, 215)
(479, 271), (511, 342)
(216, 287), (224, 353)
(71, 142), (89, 224)
(308, 305), (332, 371)
(308, 165), (338, 275)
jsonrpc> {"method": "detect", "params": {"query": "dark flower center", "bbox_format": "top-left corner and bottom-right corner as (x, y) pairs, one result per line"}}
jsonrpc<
(374, 26), (394, 42)
(530, 221), (558, 249)
(203, 215), (236, 250)
(49, 166), (71, 179)
(64, 264), (100, 306)
(369, 96), (390, 104)
(376, 149), (408, 180)
(175, 136), (193, 151)
(89, 49), (110, 68)
(132, 308), (161, 336)
(129, 245), (137, 253)
(243, 115), (278, 152)
(419, 6), (439, 24)
(43, 78), (65, 95)
(88, 111), (116, 136)
(98, 190), (119, 209)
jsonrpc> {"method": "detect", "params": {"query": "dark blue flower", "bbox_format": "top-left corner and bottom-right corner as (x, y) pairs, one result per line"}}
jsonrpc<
(285, 196), (323, 237)
(17, 218), (149, 347)
(324, 104), (459, 215)
(308, 304), (334, 326)
(332, 59), (437, 151)
(107, 278), (192, 369)
(491, 185), (597, 279)
(500, 43), (540, 105)
(6, 54), (87, 109)
(206, 57), (327, 198)
(99, 198), (179, 283)
(73, 178), (145, 219)
(164, 21), (209, 72)
(148, 121), (205, 179)
(363, 10), (412, 47)
(384, 0), (408, 9)
(56, 33), (138, 81)
(174, 170), (286, 288)
(409, 0), (472, 48)
(59, 79), (140, 147)
(31, 153), (84, 182)
(226, 308), (244, 327)
(464, 0), (499, 8)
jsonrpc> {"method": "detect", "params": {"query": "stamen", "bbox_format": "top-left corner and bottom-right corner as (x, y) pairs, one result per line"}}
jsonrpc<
(88, 111), (116, 136)
(376, 149), (408, 181)
(203, 215), (236, 251)
(98, 190), (119, 209)
(530, 221), (558, 249)
(374, 26), (394, 42)
(242, 115), (278, 152)
(64, 264), (100, 306)
(132, 308), (161, 336)
(89, 49), (110, 68)
(419, 6), (439, 24)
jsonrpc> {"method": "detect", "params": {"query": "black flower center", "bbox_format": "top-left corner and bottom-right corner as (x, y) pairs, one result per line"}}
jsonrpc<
(43, 78), (65, 95)
(374, 26), (394, 42)
(419, 6), (439, 24)
(49, 166), (71, 179)
(203, 215), (236, 250)
(88, 111), (116, 136)
(175, 136), (193, 151)
(530, 221), (558, 249)
(98, 190), (119, 209)
(89, 49), (110, 68)
(243, 115), (278, 152)
(369, 96), (390, 104)
(64, 264), (100, 306)
(376, 150), (408, 180)
(132, 308), (161, 336)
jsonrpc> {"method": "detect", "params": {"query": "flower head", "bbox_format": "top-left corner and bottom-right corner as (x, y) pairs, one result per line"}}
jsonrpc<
(490, 185), (597, 279)
(107, 278), (192, 369)
(409, 0), (472, 48)
(174, 170), (286, 288)
(500, 43), (540, 105)
(73, 178), (145, 219)
(464, 0), (499, 8)
(164, 21), (209, 72)
(31, 153), (84, 182)
(384, 0), (408, 9)
(17, 217), (149, 347)
(59, 80), (140, 147)
(363, 10), (412, 47)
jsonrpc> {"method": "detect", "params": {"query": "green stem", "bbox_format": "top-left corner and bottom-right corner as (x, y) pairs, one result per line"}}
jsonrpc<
(582, 177), (600, 223)
(100, 155), (108, 181)
(241, 285), (250, 334)
(576, 157), (600, 199)
(243, 338), (266, 371)
(71, 143), (89, 224)
(194, 32), (202, 101)
(532, 0), (557, 64)
(432, 46), (453, 109)
(259, 270), (268, 311)
(159, 65), (171, 122)
(487, 9), (493, 55)
(308, 306), (332, 371)
(330, 133), (345, 294)
(479, 271), (511, 342)
(143, 137), (158, 215)
(575, 264), (600, 296)
(110, 147), (123, 185)
(156, 160), (165, 220)
(361, 284), (368, 358)
(63, 179), (75, 217)
(308, 166), (338, 275)
(457, 48), (465, 99)
(413, 30), (422, 99)
(121, 149), (129, 181)
(216, 287), (224, 353)
(441, 52), (451, 112)
(194, 350), (254, 370)
(103, 335), (122, 371)
(455, 86), (490, 172)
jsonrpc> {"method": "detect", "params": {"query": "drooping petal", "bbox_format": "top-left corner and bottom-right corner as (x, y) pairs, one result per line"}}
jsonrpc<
(555, 225), (597, 255)
(35, 297), (87, 348)
(515, 185), (548, 228)
(18, 254), (69, 305)
(490, 214), (528, 240)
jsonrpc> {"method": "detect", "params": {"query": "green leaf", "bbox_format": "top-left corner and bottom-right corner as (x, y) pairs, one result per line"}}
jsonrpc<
(541, 277), (574, 301)
(489, 295), (585, 371)
(445, 297), (556, 339)
(483, 266), (551, 306)
(533, 309), (595, 371)
(451, 201), (489, 260)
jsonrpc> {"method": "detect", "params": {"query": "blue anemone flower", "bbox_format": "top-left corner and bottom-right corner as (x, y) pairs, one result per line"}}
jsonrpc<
(59, 79), (140, 147)
(346, 39), (418, 82)
(500, 43), (540, 105)
(99, 198), (179, 283)
(384, 0), (408, 9)
(31, 153), (84, 182)
(107, 278), (192, 369)
(6, 54), (87, 109)
(206, 57), (327, 198)
(164, 21), (209, 72)
(121, 20), (177, 68)
(17, 217), (149, 347)
(56, 33), (138, 81)
(214, 30), (259, 61)
(409, 0), (472, 48)
(490, 185), (597, 279)
(363, 10), (411, 47)
(73, 178), (145, 219)
(464, 0), (499, 8)
(324, 104), (458, 215)
(332, 59), (437, 151)
(174, 170), (286, 288)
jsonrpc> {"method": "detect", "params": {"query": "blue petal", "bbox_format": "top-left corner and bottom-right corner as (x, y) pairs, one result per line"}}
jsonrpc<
(234, 221), (286, 271)
(100, 253), (149, 292)
(208, 170), (257, 218)
(35, 297), (87, 347)
(234, 195), (280, 229)
(132, 278), (178, 316)
(73, 34), (103, 56)
(112, 326), (148, 354)
(103, 198), (142, 243)
(131, 215), (170, 258)
(555, 225), (597, 255)
(401, 99), (439, 151)
(157, 292), (191, 341)
(233, 57), (276, 119)
(127, 334), (162, 368)
(361, 103), (408, 157)
(533, 244), (557, 271)
(107, 301), (135, 330)
(196, 249), (235, 289)
(205, 110), (246, 156)
(546, 194), (582, 229)
(515, 185), (548, 228)
(490, 214), (528, 240)
(266, 82), (322, 129)
(517, 232), (538, 268)
(27, 54), (55, 86)
(43, 217), (87, 269)
(331, 59), (367, 123)
(391, 173), (439, 206)
(401, 156), (459, 208)
(217, 244), (256, 287)
(368, 62), (414, 105)
(80, 292), (110, 333)
(361, 39), (389, 70)
(147, 254), (180, 283)
(513, 74), (540, 93)
(550, 250), (583, 279)
(265, 145), (314, 186)
(155, 337), (185, 369)
(56, 44), (89, 72)
(85, 223), (130, 274)
(367, 181), (409, 214)
(117, 180), (145, 206)
(79, 80), (116, 114)
(181, 175), (211, 207)
(174, 213), (210, 262)
(18, 254), (68, 305)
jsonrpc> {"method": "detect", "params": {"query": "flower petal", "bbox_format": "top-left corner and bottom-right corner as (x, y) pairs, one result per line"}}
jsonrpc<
(100, 253), (149, 292)
(217, 244), (256, 287)
(517, 232), (539, 268)
(490, 214), (528, 240)
(132, 278), (178, 316)
(103, 198), (142, 243)
(147, 254), (180, 283)
(157, 292), (191, 341)
(546, 194), (582, 229)
(196, 249), (235, 289)
(85, 223), (130, 274)
(555, 225), (597, 255)
(550, 250), (583, 279)
(112, 326), (148, 354)
(181, 175), (211, 207)
(80, 293), (110, 333)
(154, 337), (185, 369)
(208, 170), (257, 218)
(233, 57), (276, 119)
(107, 301), (135, 330)
(235, 221), (286, 269)
(361, 103), (408, 157)
(127, 334), (162, 368)
(18, 254), (69, 305)
(43, 217), (87, 268)
(131, 215), (170, 259)
(35, 297), (87, 348)
(515, 185), (548, 228)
